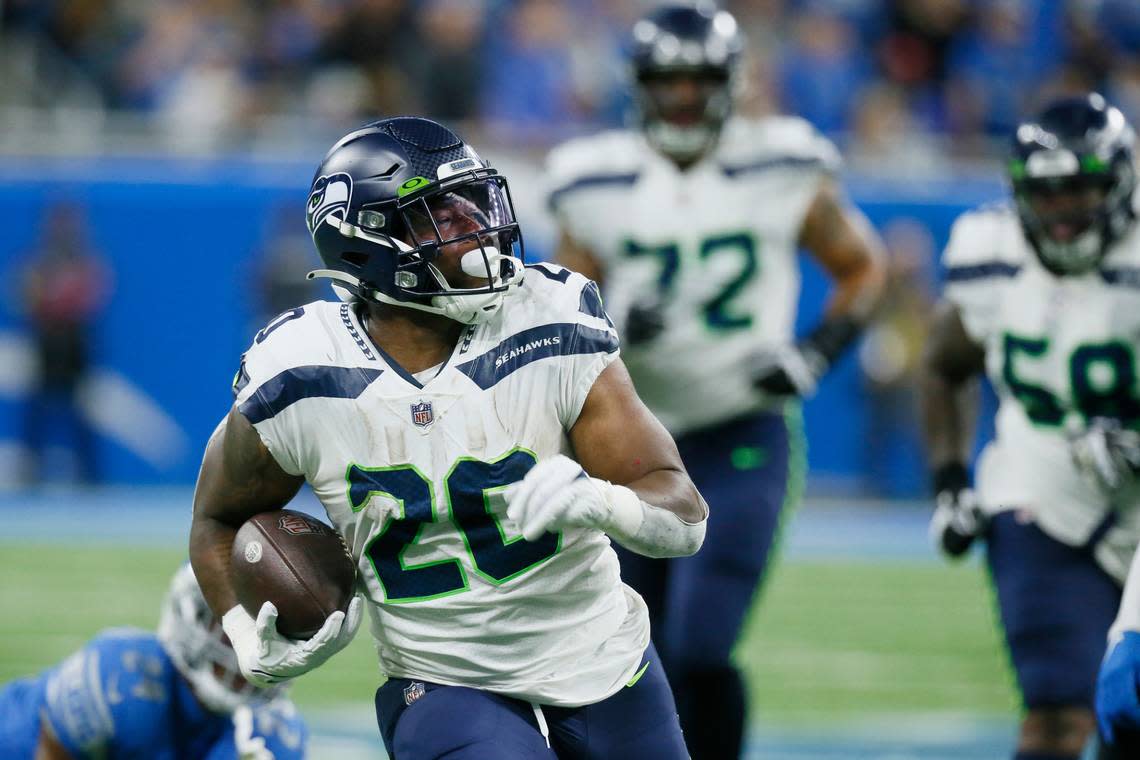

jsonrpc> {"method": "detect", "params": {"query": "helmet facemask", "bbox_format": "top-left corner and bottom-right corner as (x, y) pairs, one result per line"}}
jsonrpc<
(1012, 152), (1136, 276)
(157, 565), (283, 715)
(635, 67), (735, 163)
(628, 3), (743, 164)
(309, 170), (525, 324)
(1009, 94), (1138, 276)
(397, 173), (524, 323)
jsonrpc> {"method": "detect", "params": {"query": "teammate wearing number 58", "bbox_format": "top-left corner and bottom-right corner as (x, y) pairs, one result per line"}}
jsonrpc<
(921, 94), (1140, 760)
(189, 116), (707, 760)
(544, 4), (884, 757)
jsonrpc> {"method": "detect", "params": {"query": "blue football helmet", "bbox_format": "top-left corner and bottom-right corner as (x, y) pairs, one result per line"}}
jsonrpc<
(306, 117), (525, 324)
(629, 1), (744, 162)
(1010, 93), (1137, 275)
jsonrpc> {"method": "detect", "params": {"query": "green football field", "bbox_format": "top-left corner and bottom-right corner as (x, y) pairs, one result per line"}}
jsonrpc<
(0, 542), (1018, 724)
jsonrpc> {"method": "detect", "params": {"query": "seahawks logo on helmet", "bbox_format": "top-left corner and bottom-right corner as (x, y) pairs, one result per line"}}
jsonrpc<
(306, 172), (353, 235)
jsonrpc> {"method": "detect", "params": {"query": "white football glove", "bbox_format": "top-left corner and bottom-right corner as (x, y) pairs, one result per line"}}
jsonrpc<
(233, 705), (275, 760)
(505, 455), (630, 541)
(222, 596), (363, 687)
(929, 486), (986, 559)
(1069, 417), (1140, 492)
(750, 344), (827, 400)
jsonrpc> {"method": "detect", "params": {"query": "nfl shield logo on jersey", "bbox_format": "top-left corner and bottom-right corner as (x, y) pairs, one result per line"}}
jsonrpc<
(410, 400), (433, 427)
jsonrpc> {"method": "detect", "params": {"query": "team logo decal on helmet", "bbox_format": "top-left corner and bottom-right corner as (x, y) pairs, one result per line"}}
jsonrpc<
(306, 172), (353, 235)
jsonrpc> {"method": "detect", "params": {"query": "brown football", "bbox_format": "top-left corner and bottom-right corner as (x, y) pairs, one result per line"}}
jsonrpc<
(230, 509), (357, 640)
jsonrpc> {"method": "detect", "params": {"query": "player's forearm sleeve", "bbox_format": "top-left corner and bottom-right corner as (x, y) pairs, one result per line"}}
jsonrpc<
(1109, 547), (1140, 644)
(594, 479), (706, 558)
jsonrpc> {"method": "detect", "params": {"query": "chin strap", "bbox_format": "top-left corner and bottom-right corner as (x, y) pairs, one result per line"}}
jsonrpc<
(306, 260), (524, 325)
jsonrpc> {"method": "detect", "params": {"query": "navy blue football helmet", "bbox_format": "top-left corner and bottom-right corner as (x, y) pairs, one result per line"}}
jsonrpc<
(629, 1), (744, 162)
(1010, 93), (1137, 275)
(306, 117), (524, 323)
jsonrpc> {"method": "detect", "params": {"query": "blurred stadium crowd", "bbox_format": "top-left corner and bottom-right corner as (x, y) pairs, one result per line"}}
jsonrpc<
(2, 0), (1139, 160)
(0, 0), (1138, 496)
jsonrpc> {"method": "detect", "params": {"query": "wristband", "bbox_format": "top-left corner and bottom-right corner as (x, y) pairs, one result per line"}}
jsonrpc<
(800, 314), (861, 369)
(931, 461), (969, 495)
(591, 479), (705, 559)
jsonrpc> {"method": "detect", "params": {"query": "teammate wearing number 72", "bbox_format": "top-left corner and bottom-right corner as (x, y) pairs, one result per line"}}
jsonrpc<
(544, 4), (884, 758)
(188, 115), (708, 760)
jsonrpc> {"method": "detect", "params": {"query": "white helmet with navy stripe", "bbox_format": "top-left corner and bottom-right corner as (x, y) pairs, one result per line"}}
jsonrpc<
(306, 117), (525, 324)
(157, 564), (284, 714)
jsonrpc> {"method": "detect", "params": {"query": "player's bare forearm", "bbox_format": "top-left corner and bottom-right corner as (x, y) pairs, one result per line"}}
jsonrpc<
(798, 180), (887, 322)
(569, 360), (708, 524)
(920, 301), (985, 468)
(189, 407), (303, 616)
(554, 229), (606, 286)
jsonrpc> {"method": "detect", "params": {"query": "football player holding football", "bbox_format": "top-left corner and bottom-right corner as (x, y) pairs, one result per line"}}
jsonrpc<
(189, 116), (708, 760)
(922, 93), (1140, 759)
(545, 3), (885, 757)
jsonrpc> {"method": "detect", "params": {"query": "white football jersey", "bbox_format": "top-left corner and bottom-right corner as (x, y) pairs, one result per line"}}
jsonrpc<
(233, 266), (649, 707)
(546, 117), (839, 434)
(943, 199), (1140, 581)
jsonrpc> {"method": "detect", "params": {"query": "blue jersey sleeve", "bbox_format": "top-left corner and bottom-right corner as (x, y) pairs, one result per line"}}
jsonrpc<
(41, 629), (178, 758)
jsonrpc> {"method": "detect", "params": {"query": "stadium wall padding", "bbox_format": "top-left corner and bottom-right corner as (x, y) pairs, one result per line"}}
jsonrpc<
(0, 157), (1005, 493)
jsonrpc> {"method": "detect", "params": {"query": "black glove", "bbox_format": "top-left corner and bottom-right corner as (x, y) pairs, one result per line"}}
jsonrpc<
(752, 315), (861, 399)
(928, 462), (986, 559)
(623, 300), (666, 346)
(750, 345), (827, 399)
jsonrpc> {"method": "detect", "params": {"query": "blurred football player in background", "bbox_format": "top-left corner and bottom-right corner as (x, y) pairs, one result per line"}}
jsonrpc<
(545, 3), (885, 757)
(189, 116), (708, 759)
(922, 93), (1140, 760)
(0, 564), (305, 759)
(18, 200), (112, 485)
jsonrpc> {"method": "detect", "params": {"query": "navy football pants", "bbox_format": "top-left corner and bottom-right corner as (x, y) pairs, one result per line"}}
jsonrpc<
(374, 643), (687, 759)
(616, 409), (802, 759)
(986, 511), (1122, 710)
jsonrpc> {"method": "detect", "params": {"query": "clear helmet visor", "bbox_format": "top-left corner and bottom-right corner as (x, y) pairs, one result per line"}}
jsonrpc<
(397, 177), (523, 322)
(403, 178), (516, 254)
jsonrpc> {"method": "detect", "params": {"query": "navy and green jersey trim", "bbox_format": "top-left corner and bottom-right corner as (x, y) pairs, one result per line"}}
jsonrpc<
(526, 263), (572, 283)
(719, 155), (827, 179)
(455, 322), (618, 389)
(1100, 268), (1140, 288)
(547, 172), (640, 212)
(945, 262), (1021, 282)
(238, 366), (384, 424)
(578, 280), (612, 324)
